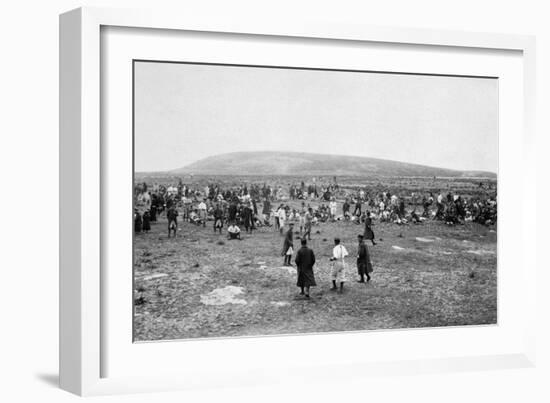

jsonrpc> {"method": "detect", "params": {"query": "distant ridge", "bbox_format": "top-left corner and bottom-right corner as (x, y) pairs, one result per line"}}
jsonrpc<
(168, 151), (496, 178)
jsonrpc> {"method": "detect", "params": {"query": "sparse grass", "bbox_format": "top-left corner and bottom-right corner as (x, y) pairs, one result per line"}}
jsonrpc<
(133, 196), (496, 341)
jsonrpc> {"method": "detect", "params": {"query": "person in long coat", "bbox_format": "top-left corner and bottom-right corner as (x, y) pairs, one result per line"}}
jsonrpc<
(281, 223), (294, 266)
(363, 211), (376, 245)
(242, 204), (253, 233)
(357, 234), (373, 282)
(228, 202), (237, 222)
(167, 206), (178, 238)
(134, 209), (142, 233)
(142, 210), (151, 233)
(213, 204), (224, 234)
(294, 238), (316, 298)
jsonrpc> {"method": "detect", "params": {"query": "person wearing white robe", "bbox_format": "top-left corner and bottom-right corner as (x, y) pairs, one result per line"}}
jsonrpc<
(277, 206), (286, 235)
(379, 200), (385, 214)
(329, 199), (337, 220)
(330, 238), (349, 293)
(198, 200), (207, 227)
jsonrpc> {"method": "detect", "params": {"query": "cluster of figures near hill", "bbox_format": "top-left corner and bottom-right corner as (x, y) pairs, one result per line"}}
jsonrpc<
(133, 178), (497, 298)
(134, 179), (497, 235)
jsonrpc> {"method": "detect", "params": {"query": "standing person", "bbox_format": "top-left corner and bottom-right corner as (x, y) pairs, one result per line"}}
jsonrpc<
(142, 210), (151, 233)
(149, 204), (157, 222)
(213, 203), (224, 234)
(262, 198), (271, 225)
(356, 234), (373, 283)
(330, 238), (348, 293)
(342, 199), (351, 220)
(182, 196), (192, 222)
(329, 198), (337, 221)
(399, 199), (406, 217)
(281, 223), (294, 266)
(277, 205), (286, 235)
(167, 205), (178, 238)
(242, 202), (253, 233)
(435, 192), (445, 220)
(353, 198), (362, 217)
(378, 199), (385, 215)
(228, 202), (237, 223)
(198, 199), (207, 227)
(363, 211), (376, 246)
(298, 210), (305, 236)
(252, 199), (258, 217)
(303, 207), (313, 241)
(274, 204), (281, 231)
(249, 201), (257, 231)
(295, 238), (316, 299)
(134, 209), (142, 233)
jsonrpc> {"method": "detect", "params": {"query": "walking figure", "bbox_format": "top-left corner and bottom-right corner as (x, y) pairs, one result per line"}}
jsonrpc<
(330, 238), (348, 293)
(282, 223), (294, 266)
(356, 234), (373, 283)
(295, 238), (316, 299)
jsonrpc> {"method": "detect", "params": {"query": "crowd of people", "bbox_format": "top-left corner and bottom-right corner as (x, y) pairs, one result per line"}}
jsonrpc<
(133, 178), (496, 297)
(133, 179), (497, 238)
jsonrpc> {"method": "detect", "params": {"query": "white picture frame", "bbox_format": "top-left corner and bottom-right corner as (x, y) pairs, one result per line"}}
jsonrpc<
(59, 6), (537, 396)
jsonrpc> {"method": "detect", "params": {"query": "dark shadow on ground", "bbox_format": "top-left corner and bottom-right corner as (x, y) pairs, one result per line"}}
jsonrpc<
(35, 373), (59, 388)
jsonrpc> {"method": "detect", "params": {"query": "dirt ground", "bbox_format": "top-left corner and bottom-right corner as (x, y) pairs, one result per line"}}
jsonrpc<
(133, 196), (497, 341)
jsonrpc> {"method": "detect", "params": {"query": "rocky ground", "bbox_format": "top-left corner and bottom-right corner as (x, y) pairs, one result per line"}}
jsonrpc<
(133, 203), (497, 341)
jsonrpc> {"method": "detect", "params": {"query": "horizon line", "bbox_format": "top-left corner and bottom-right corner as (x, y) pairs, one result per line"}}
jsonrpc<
(135, 150), (497, 176)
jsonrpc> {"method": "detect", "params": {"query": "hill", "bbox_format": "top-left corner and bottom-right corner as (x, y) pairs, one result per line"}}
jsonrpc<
(169, 151), (496, 178)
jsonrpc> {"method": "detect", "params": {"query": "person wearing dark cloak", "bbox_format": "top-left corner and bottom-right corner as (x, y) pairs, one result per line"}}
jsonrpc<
(356, 234), (373, 283)
(242, 203), (253, 233)
(294, 238), (316, 298)
(228, 202), (237, 223)
(342, 199), (350, 220)
(282, 223), (294, 266)
(213, 204), (224, 234)
(142, 210), (151, 233)
(150, 194), (159, 217)
(398, 199), (406, 217)
(134, 209), (142, 233)
(149, 204), (157, 222)
(455, 196), (466, 220)
(165, 195), (174, 211)
(167, 206), (178, 238)
(363, 211), (376, 246)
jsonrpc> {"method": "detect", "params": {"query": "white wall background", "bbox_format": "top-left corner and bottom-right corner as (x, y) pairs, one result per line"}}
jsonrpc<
(0, 1), (547, 402)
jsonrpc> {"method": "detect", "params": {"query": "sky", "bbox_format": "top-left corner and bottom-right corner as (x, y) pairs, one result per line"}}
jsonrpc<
(134, 61), (498, 173)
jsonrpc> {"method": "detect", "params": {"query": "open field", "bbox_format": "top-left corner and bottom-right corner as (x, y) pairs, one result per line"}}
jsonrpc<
(133, 176), (497, 341)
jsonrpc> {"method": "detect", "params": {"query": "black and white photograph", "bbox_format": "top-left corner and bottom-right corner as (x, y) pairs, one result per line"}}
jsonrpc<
(6, 0), (550, 401)
(132, 60), (498, 342)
